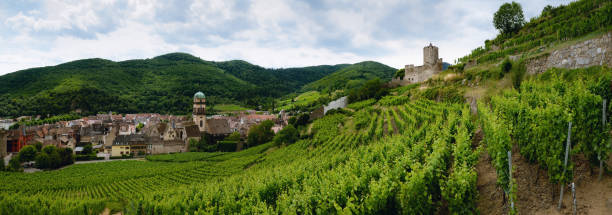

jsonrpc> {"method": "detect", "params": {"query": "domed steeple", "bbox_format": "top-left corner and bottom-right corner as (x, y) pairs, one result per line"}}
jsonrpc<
(194, 91), (206, 99)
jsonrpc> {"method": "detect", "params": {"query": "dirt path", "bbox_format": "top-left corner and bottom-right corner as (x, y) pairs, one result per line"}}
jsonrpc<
(389, 114), (399, 135)
(475, 128), (508, 215)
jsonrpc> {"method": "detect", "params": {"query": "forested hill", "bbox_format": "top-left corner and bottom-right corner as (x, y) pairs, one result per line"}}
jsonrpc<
(0, 53), (393, 117)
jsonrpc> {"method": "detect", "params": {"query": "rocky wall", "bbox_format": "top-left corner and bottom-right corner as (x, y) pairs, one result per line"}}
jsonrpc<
(527, 32), (611, 74)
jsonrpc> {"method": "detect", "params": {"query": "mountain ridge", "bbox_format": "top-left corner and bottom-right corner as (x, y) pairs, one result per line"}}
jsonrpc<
(0, 52), (396, 117)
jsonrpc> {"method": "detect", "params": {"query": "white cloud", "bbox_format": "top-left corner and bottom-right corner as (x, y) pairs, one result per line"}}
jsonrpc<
(0, 0), (571, 75)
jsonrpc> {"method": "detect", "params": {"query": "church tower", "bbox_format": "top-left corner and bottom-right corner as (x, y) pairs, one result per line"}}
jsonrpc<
(193, 92), (206, 132)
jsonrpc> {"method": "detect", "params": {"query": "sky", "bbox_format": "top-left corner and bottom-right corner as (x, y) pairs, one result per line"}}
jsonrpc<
(0, 0), (573, 75)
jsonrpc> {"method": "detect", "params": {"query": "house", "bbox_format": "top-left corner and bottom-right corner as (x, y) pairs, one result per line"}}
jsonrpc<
(185, 124), (201, 143)
(206, 118), (233, 143)
(111, 134), (147, 156)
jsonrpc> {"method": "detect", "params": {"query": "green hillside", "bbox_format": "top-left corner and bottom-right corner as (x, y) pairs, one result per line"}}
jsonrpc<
(0, 53), (389, 117)
(302, 61), (396, 93)
(458, 0), (611, 65)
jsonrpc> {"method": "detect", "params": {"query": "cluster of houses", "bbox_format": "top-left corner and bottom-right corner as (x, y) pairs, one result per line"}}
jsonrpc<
(0, 92), (288, 159)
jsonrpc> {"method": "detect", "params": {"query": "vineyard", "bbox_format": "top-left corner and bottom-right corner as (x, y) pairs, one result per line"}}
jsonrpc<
(0, 99), (484, 214)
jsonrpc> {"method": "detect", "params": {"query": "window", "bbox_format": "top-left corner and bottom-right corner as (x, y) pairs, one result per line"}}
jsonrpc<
(200, 120), (203, 127)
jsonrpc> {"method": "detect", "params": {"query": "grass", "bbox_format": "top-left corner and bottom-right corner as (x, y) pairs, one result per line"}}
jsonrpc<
(277, 91), (322, 110)
(145, 152), (227, 162)
(214, 104), (249, 112)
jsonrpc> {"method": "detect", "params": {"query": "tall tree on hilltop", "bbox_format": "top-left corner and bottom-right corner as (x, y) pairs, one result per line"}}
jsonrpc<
(493, 1), (525, 35)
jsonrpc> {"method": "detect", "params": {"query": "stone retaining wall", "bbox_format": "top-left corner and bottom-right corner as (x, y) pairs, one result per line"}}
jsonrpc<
(527, 32), (611, 74)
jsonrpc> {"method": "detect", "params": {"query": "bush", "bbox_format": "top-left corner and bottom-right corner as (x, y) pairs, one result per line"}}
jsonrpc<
(273, 125), (299, 146)
(8, 155), (22, 172)
(510, 60), (526, 90)
(289, 113), (310, 127)
(501, 58), (512, 74)
(42, 145), (57, 155)
(18, 145), (37, 162)
(35, 153), (50, 169)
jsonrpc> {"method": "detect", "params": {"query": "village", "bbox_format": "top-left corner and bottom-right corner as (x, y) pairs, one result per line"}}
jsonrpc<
(0, 92), (290, 162)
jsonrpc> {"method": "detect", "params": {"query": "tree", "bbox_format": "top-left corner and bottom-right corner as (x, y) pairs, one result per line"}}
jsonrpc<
(348, 78), (389, 103)
(18, 145), (37, 162)
(57, 147), (74, 166)
(493, 2), (525, 35)
(247, 120), (275, 146)
(273, 125), (299, 146)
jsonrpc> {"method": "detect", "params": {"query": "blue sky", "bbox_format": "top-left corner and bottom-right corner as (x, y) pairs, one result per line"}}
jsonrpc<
(0, 0), (572, 75)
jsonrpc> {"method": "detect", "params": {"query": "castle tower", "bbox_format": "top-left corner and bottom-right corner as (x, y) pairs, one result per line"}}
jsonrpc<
(423, 43), (439, 66)
(192, 92), (207, 132)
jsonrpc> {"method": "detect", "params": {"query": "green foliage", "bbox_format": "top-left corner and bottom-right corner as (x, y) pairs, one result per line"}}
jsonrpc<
(33, 142), (43, 152)
(8, 155), (22, 172)
(145, 152), (226, 162)
(484, 67), (612, 186)
(0, 157), (4, 171)
(273, 125), (299, 146)
(346, 99), (376, 110)
(288, 113), (310, 127)
(347, 78), (389, 103)
(188, 137), (210, 152)
(394, 68), (405, 79)
(501, 58), (513, 74)
(217, 141), (238, 152)
(460, 0), (612, 64)
(247, 120), (275, 146)
(510, 60), (526, 90)
(0, 53), (390, 117)
(303, 61), (396, 93)
(82, 144), (93, 155)
(493, 1), (526, 35)
(18, 145), (37, 162)
(225, 132), (241, 142)
(136, 123), (144, 132)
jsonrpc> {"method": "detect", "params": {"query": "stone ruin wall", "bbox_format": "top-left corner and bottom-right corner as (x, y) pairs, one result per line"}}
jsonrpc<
(389, 44), (443, 87)
(526, 32), (611, 74)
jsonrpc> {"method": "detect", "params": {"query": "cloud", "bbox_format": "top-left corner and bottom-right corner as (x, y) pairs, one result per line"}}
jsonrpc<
(0, 0), (569, 75)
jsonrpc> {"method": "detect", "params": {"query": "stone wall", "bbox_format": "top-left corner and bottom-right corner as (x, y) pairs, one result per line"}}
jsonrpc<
(527, 32), (611, 74)
(324, 96), (348, 114)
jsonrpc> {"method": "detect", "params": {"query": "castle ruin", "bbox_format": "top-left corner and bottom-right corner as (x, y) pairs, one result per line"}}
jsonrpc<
(390, 43), (443, 86)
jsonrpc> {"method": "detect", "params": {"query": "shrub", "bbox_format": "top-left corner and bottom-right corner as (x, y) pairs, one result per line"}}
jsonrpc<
(347, 78), (389, 103)
(501, 58), (512, 74)
(18, 145), (37, 162)
(510, 60), (526, 90)
(8, 155), (22, 172)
